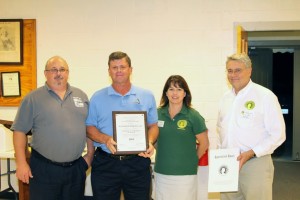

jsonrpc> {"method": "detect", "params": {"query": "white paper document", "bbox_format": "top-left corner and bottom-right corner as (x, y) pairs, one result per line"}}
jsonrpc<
(115, 113), (147, 151)
(208, 148), (239, 192)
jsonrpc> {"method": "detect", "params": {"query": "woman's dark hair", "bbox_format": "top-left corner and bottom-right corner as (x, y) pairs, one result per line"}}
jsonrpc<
(159, 75), (192, 108)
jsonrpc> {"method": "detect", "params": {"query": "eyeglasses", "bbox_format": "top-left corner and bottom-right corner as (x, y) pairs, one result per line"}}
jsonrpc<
(45, 68), (68, 74)
(226, 68), (244, 75)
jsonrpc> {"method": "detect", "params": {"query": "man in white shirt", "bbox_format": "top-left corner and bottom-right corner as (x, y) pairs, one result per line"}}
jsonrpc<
(217, 53), (286, 200)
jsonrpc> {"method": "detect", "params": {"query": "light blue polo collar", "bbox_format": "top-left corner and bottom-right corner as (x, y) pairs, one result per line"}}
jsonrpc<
(107, 85), (137, 97)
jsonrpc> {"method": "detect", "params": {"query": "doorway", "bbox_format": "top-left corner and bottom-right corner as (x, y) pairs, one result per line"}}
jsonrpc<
(236, 23), (300, 161)
(272, 52), (293, 159)
(248, 48), (294, 160)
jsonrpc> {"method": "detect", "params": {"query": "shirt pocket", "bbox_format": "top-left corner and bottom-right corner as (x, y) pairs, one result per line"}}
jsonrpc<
(236, 110), (255, 128)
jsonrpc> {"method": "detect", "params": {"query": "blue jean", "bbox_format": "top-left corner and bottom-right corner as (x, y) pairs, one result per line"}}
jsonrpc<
(91, 148), (151, 200)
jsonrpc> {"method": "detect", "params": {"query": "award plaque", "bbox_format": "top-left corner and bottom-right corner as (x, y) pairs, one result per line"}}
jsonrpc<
(112, 111), (148, 155)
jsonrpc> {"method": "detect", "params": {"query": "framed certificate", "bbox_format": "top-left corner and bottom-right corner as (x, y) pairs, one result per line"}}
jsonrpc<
(0, 71), (21, 97)
(112, 111), (148, 155)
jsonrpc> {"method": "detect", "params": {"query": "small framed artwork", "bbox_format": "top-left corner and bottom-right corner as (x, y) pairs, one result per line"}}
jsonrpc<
(0, 19), (23, 65)
(0, 71), (21, 97)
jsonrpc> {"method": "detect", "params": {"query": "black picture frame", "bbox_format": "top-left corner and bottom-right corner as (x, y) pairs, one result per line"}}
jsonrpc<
(0, 19), (23, 65)
(0, 71), (21, 97)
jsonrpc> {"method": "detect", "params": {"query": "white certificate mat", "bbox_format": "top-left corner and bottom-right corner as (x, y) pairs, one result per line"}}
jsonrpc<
(1, 71), (21, 97)
(208, 148), (239, 192)
(113, 111), (148, 155)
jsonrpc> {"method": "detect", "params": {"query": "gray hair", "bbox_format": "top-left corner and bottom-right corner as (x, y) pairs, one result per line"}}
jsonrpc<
(226, 53), (252, 68)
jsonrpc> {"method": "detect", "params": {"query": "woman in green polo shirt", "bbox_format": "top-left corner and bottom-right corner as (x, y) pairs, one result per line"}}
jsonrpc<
(154, 75), (209, 200)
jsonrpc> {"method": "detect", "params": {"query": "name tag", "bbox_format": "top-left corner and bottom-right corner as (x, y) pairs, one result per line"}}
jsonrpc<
(158, 120), (164, 127)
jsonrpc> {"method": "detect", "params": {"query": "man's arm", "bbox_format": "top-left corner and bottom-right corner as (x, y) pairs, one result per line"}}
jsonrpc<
(83, 137), (95, 167)
(237, 149), (256, 170)
(13, 131), (33, 184)
(86, 125), (117, 154)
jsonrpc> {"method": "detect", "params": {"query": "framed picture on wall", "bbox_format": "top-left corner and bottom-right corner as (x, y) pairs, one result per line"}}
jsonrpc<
(0, 19), (23, 65)
(0, 71), (21, 97)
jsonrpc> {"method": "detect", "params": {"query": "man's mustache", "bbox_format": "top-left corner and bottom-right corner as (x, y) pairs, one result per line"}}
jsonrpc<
(54, 75), (63, 80)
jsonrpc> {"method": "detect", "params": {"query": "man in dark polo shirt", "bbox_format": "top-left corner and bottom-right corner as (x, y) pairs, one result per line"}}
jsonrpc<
(11, 56), (94, 200)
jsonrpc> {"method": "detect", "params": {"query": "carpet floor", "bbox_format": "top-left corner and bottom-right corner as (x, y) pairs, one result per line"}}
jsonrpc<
(273, 160), (300, 200)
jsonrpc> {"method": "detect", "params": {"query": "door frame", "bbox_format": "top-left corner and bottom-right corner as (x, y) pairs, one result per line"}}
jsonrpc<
(235, 21), (300, 160)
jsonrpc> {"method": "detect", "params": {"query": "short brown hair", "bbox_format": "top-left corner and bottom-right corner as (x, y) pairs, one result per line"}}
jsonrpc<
(108, 51), (131, 67)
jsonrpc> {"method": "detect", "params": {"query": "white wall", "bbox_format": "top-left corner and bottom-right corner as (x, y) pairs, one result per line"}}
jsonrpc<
(1, 0), (300, 193)
(1, 0), (300, 122)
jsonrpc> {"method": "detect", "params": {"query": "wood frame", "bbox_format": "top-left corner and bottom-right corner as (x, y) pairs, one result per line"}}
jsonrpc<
(0, 19), (23, 65)
(0, 19), (36, 106)
(237, 25), (248, 54)
(112, 111), (148, 155)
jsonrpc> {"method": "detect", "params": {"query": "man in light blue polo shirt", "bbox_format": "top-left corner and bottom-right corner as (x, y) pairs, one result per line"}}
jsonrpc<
(86, 51), (159, 200)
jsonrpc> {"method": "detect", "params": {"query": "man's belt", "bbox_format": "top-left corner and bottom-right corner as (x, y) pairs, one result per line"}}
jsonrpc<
(96, 148), (137, 161)
(31, 148), (80, 167)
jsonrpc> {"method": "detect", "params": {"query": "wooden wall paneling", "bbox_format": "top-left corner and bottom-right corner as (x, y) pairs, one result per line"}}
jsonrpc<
(0, 19), (37, 106)
(236, 25), (248, 54)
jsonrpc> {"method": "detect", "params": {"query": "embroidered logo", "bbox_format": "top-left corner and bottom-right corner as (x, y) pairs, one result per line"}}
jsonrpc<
(241, 110), (253, 120)
(245, 101), (255, 110)
(177, 120), (187, 130)
(73, 97), (84, 107)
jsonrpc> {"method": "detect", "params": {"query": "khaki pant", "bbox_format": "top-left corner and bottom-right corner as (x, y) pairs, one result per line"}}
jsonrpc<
(221, 155), (274, 200)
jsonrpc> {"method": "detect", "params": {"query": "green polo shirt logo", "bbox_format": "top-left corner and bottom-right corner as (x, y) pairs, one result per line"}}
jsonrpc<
(245, 101), (255, 110)
(177, 120), (187, 130)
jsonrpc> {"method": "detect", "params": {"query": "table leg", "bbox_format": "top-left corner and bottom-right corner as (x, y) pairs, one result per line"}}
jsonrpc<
(7, 158), (18, 200)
